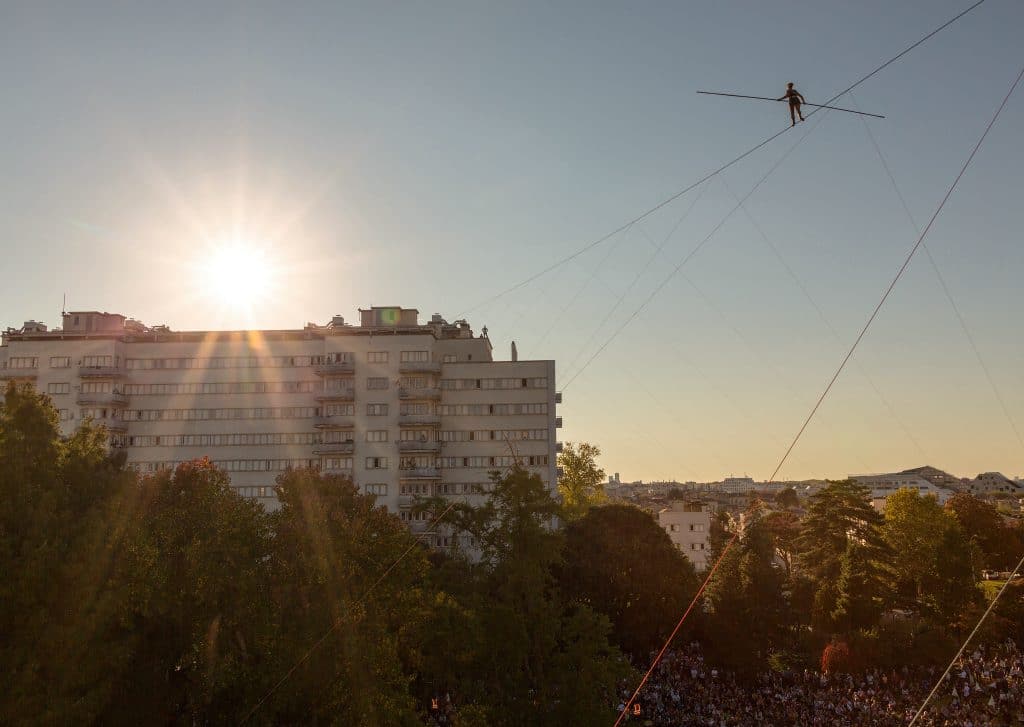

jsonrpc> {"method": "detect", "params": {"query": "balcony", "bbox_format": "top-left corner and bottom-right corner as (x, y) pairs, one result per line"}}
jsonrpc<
(556, 442), (563, 453)
(313, 416), (355, 429)
(313, 441), (355, 455)
(320, 465), (354, 478)
(555, 416), (563, 428)
(398, 386), (441, 401)
(76, 391), (129, 407)
(313, 362), (354, 376)
(398, 415), (441, 428)
(104, 420), (128, 433)
(78, 366), (126, 379)
(315, 389), (355, 402)
(397, 440), (441, 453)
(555, 392), (563, 404)
(398, 361), (441, 374)
(399, 467), (441, 480)
(0, 369), (37, 380)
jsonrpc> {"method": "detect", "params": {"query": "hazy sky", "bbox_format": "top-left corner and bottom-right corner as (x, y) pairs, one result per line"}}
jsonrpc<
(2, 1), (1022, 483)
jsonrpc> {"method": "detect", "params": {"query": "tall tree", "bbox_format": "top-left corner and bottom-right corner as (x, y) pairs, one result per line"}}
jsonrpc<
(704, 507), (787, 670)
(946, 492), (1023, 570)
(0, 383), (137, 724)
(438, 467), (630, 726)
(266, 468), (428, 726)
(796, 480), (892, 630)
(100, 459), (275, 725)
(559, 504), (700, 660)
(556, 441), (606, 520)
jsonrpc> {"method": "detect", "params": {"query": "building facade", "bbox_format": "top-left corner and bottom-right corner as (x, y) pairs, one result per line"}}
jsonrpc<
(849, 471), (957, 509)
(0, 307), (561, 543)
(658, 501), (712, 570)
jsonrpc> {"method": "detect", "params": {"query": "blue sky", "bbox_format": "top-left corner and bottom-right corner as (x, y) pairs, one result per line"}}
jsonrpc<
(1, 0), (1021, 482)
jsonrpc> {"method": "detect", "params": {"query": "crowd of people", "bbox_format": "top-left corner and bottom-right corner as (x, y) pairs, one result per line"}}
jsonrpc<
(621, 641), (1024, 726)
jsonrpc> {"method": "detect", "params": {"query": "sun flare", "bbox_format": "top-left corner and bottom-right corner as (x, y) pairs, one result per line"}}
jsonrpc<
(199, 241), (278, 314)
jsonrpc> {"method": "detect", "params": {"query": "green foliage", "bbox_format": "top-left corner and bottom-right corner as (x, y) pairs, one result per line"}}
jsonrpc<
(435, 467), (631, 726)
(946, 492), (1024, 571)
(776, 487), (799, 509)
(556, 441), (606, 520)
(559, 504), (700, 660)
(704, 508), (787, 670)
(883, 488), (981, 627)
(796, 480), (892, 631)
(267, 468), (427, 725)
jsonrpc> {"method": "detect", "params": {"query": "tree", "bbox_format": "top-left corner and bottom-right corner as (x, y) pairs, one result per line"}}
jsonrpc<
(776, 487), (799, 509)
(764, 509), (801, 578)
(266, 468), (428, 725)
(99, 459), (276, 724)
(556, 442), (606, 520)
(796, 480), (892, 631)
(437, 467), (630, 726)
(704, 507), (787, 670)
(559, 504), (700, 660)
(946, 492), (1023, 571)
(831, 541), (887, 631)
(0, 383), (137, 724)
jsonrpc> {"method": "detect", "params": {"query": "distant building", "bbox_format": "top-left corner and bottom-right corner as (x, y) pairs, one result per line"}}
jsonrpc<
(849, 471), (957, 509)
(966, 472), (1024, 495)
(899, 465), (965, 491)
(0, 307), (560, 548)
(658, 501), (712, 570)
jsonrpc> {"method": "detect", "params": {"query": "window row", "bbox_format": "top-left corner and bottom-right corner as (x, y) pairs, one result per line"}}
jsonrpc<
(125, 354), (352, 370)
(124, 407), (318, 421)
(124, 381), (319, 395)
(126, 432), (321, 447)
(47, 382), (71, 395)
(437, 403), (548, 416)
(436, 455), (549, 468)
(129, 458), (318, 473)
(437, 429), (548, 442)
(5, 357), (38, 369)
(440, 377), (548, 390)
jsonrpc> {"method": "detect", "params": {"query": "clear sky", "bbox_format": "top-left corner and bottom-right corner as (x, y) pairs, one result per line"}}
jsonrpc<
(2, 1), (1021, 483)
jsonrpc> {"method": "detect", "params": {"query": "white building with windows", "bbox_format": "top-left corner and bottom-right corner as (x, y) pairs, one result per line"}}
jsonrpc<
(658, 501), (712, 570)
(849, 471), (958, 509)
(0, 307), (560, 546)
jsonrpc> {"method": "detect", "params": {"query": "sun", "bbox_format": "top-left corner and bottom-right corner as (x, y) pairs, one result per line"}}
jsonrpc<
(199, 240), (278, 315)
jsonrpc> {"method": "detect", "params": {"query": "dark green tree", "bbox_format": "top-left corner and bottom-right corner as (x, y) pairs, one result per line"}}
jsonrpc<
(776, 487), (800, 509)
(265, 468), (429, 725)
(559, 504), (700, 660)
(101, 459), (275, 725)
(796, 480), (892, 630)
(434, 467), (630, 726)
(0, 383), (137, 724)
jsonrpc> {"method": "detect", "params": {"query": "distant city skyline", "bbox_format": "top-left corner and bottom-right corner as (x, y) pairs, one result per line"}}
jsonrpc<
(2, 1), (1022, 482)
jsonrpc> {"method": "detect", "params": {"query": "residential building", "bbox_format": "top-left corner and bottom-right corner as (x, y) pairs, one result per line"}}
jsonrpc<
(966, 472), (1024, 495)
(849, 471), (957, 509)
(658, 501), (712, 570)
(0, 307), (560, 545)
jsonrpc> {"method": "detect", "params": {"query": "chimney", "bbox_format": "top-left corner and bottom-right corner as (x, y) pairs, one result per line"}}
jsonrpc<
(511, 340), (518, 362)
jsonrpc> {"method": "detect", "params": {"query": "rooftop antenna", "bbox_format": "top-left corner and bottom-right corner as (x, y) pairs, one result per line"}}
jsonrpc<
(61, 293), (66, 316)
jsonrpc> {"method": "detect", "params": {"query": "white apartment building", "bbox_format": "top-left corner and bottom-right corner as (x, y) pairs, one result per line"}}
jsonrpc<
(658, 501), (712, 570)
(0, 307), (561, 544)
(849, 472), (957, 510)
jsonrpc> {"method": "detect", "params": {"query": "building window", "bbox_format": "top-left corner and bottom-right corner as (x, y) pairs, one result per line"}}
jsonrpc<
(47, 382), (71, 395)
(442, 354), (457, 363)
(365, 483), (387, 496)
(367, 377), (388, 390)
(368, 351), (388, 364)
(49, 356), (71, 368)
(366, 403), (389, 416)
(400, 350), (430, 363)
(365, 457), (388, 469)
(81, 355), (113, 367)
(365, 430), (389, 443)
(7, 357), (38, 369)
